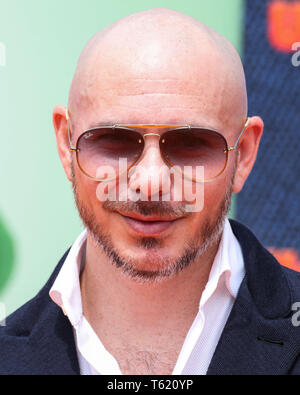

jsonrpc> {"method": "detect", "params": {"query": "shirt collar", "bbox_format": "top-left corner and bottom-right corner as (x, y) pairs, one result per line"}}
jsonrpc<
(49, 229), (87, 327)
(199, 218), (245, 309)
(49, 218), (244, 325)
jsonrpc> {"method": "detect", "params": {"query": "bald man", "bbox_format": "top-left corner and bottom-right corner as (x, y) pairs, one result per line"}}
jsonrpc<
(1, 9), (300, 376)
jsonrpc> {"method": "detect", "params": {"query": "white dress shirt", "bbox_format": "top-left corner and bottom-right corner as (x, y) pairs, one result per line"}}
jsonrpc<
(49, 218), (245, 375)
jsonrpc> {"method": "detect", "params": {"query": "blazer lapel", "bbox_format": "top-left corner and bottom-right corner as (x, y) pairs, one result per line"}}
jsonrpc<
(207, 220), (300, 375)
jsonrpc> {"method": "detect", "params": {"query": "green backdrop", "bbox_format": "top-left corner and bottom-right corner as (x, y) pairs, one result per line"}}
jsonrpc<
(0, 0), (243, 315)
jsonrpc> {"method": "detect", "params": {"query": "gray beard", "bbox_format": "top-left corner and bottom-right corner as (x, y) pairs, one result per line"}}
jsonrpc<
(72, 164), (235, 284)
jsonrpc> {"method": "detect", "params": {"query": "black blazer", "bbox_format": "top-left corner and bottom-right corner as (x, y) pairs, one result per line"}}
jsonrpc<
(1, 220), (300, 375)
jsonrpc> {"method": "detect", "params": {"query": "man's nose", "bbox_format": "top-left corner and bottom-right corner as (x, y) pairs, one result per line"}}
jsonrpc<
(128, 136), (170, 201)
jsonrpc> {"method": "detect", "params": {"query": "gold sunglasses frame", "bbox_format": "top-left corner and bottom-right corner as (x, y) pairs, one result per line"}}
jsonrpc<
(66, 109), (250, 183)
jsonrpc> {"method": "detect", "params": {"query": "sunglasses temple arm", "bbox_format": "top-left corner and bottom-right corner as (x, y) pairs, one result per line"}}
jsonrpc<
(66, 109), (77, 151)
(230, 117), (250, 151)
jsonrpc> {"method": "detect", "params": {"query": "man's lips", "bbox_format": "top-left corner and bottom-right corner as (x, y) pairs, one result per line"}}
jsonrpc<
(117, 211), (183, 236)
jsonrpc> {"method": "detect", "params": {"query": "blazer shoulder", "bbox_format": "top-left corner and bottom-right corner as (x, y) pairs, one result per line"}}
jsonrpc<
(0, 249), (75, 375)
(229, 219), (300, 319)
(230, 218), (300, 296)
(1, 248), (70, 335)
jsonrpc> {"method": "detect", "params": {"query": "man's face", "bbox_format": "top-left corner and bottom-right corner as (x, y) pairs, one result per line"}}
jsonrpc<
(68, 42), (241, 282)
(54, 15), (258, 283)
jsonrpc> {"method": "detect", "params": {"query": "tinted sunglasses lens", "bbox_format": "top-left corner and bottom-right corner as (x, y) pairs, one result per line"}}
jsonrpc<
(77, 128), (144, 179)
(161, 129), (228, 181)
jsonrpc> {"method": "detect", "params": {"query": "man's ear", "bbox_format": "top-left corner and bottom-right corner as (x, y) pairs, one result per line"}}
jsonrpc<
(232, 116), (264, 193)
(53, 105), (73, 182)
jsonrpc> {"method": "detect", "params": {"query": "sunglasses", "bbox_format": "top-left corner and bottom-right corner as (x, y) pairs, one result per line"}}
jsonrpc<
(67, 110), (250, 183)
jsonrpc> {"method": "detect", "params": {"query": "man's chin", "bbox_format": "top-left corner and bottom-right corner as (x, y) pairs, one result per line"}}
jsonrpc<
(119, 249), (175, 272)
(97, 239), (184, 277)
(115, 254), (188, 284)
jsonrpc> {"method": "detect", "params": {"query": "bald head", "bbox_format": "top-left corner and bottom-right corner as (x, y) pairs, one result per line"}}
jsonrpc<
(68, 8), (247, 134)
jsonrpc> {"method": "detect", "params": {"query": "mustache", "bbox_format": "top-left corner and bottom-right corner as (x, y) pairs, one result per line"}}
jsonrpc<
(102, 200), (191, 218)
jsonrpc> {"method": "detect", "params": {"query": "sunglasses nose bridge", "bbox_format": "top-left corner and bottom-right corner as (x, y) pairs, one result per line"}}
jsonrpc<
(136, 131), (170, 168)
(137, 132), (165, 164)
(143, 132), (161, 138)
(128, 141), (171, 201)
